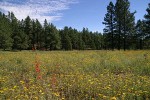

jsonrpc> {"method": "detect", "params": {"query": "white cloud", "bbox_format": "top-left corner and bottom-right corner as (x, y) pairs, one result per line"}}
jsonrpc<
(0, 0), (78, 23)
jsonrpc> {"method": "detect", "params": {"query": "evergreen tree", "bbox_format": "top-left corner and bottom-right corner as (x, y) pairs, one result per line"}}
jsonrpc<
(115, 0), (124, 50)
(60, 27), (72, 50)
(89, 32), (96, 49)
(135, 20), (146, 49)
(78, 32), (85, 50)
(82, 28), (91, 49)
(93, 32), (103, 50)
(0, 12), (13, 50)
(43, 19), (49, 50)
(44, 23), (61, 50)
(53, 24), (61, 50)
(31, 20), (36, 49)
(72, 29), (80, 49)
(82, 28), (88, 48)
(48, 23), (61, 50)
(35, 19), (43, 49)
(68, 27), (78, 50)
(10, 12), (21, 50)
(24, 16), (32, 49)
(122, 0), (136, 50)
(144, 3), (150, 35)
(144, 3), (150, 48)
(115, 0), (136, 50)
(18, 20), (29, 50)
(103, 1), (115, 50)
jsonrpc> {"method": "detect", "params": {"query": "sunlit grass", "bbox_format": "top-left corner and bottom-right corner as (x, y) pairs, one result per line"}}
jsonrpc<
(0, 50), (150, 99)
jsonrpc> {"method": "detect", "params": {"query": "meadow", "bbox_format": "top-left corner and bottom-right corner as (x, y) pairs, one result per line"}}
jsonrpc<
(0, 50), (150, 100)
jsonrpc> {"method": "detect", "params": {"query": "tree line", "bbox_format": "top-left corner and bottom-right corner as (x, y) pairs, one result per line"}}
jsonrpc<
(0, 0), (149, 51)
(0, 12), (103, 51)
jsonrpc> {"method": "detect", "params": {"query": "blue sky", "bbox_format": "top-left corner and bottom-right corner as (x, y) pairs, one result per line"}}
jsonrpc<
(0, 0), (149, 33)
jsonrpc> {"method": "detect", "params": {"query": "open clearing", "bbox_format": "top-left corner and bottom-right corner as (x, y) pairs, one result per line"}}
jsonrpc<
(0, 50), (150, 100)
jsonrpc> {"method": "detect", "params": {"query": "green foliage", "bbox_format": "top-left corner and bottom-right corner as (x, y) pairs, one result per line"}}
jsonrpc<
(144, 3), (150, 34)
(0, 13), (13, 50)
(1, 33), (13, 50)
(24, 16), (32, 49)
(44, 23), (61, 50)
(135, 20), (146, 49)
(48, 24), (61, 50)
(144, 3), (150, 49)
(103, 1), (115, 50)
(103, 0), (139, 50)
(78, 33), (85, 50)
(60, 27), (72, 50)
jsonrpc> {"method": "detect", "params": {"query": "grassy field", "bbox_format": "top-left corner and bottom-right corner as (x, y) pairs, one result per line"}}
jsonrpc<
(0, 50), (150, 100)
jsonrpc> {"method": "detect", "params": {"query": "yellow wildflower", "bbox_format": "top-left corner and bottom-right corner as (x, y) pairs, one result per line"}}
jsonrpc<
(20, 80), (25, 84)
(13, 86), (17, 89)
(0, 90), (4, 93)
(110, 97), (117, 100)
(24, 87), (28, 91)
(53, 92), (60, 97)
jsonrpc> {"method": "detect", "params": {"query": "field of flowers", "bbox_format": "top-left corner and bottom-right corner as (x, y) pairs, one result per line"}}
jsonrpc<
(0, 50), (150, 100)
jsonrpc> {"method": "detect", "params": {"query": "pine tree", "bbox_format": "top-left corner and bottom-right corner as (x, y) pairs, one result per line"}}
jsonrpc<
(18, 20), (29, 50)
(78, 33), (85, 50)
(89, 32), (96, 50)
(115, 0), (124, 50)
(68, 27), (78, 50)
(115, 0), (136, 50)
(82, 28), (91, 49)
(43, 19), (49, 50)
(103, 1), (115, 50)
(49, 23), (61, 50)
(0, 12), (13, 50)
(10, 12), (21, 50)
(93, 32), (103, 50)
(144, 3), (150, 35)
(144, 3), (150, 48)
(82, 28), (88, 48)
(135, 20), (146, 49)
(45, 23), (52, 50)
(122, 0), (136, 50)
(24, 16), (32, 49)
(35, 19), (43, 49)
(72, 29), (79, 49)
(60, 27), (72, 50)
(44, 22), (61, 50)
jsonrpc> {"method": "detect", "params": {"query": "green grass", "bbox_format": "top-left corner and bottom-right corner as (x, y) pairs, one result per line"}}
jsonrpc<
(0, 50), (150, 100)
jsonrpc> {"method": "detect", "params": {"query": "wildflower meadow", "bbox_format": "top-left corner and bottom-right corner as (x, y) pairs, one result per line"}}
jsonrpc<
(0, 50), (150, 100)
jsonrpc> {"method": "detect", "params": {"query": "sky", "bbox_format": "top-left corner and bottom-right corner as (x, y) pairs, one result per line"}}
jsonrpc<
(0, 0), (149, 33)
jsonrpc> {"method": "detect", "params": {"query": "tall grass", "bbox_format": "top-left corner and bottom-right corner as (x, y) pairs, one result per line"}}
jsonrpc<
(0, 50), (150, 99)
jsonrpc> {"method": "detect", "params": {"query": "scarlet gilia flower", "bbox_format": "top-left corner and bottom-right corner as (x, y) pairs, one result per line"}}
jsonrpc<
(34, 54), (42, 80)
